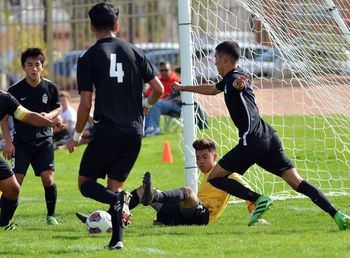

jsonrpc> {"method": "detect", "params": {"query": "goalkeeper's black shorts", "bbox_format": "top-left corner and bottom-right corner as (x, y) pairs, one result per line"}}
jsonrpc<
(155, 202), (209, 226)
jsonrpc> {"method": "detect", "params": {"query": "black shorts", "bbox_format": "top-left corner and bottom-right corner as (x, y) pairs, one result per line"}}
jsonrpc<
(79, 123), (142, 182)
(12, 141), (55, 176)
(219, 132), (294, 176)
(0, 156), (14, 180)
(156, 202), (209, 226)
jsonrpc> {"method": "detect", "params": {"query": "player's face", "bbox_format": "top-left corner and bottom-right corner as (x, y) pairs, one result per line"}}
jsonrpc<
(214, 52), (225, 76)
(23, 57), (43, 82)
(195, 148), (216, 174)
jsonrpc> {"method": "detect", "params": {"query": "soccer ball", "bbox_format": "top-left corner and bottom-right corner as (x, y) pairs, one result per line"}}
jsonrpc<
(86, 210), (112, 234)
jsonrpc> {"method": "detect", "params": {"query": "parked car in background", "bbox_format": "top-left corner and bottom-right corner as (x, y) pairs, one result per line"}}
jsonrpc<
(193, 43), (270, 82)
(53, 50), (84, 89)
(145, 49), (180, 69)
(242, 47), (307, 78)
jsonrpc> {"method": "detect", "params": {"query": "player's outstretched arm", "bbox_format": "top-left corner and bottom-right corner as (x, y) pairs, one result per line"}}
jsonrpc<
(0, 115), (15, 160)
(20, 108), (64, 129)
(66, 90), (92, 153)
(170, 82), (221, 95)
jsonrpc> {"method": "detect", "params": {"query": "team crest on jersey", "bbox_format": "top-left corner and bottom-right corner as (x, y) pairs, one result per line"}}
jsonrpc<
(42, 93), (48, 104)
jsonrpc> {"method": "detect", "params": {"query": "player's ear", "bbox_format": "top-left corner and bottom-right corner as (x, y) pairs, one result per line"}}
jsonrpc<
(114, 22), (119, 33)
(90, 22), (96, 33)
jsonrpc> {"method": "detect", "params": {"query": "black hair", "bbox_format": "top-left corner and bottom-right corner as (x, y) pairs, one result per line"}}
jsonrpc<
(215, 41), (240, 63)
(88, 2), (119, 31)
(192, 139), (216, 152)
(20, 48), (45, 67)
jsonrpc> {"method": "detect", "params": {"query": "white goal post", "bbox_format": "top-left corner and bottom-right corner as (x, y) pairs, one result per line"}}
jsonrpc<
(178, 0), (350, 198)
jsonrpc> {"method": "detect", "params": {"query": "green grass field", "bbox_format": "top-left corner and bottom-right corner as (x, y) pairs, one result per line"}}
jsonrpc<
(1, 116), (350, 258)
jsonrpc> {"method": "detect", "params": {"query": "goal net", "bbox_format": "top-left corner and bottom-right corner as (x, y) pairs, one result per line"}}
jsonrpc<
(186, 0), (350, 198)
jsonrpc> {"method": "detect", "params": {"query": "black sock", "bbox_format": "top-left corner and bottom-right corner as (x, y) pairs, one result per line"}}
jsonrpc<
(129, 189), (140, 210)
(0, 196), (18, 226)
(209, 176), (261, 202)
(44, 184), (57, 216)
(80, 181), (117, 205)
(109, 192), (123, 245)
(296, 180), (337, 217)
(153, 188), (187, 203)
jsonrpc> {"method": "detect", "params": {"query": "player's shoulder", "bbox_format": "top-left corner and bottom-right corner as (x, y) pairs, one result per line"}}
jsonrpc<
(8, 79), (25, 93)
(42, 78), (58, 88)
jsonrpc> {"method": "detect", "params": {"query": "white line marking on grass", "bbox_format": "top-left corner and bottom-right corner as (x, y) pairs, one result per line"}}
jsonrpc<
(68, 244), (102, 251)
(134, 248), (165, 255)
(287, 207), (320, 212)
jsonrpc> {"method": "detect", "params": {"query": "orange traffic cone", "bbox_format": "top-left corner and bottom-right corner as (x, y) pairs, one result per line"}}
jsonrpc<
(162, 141), (173, 163)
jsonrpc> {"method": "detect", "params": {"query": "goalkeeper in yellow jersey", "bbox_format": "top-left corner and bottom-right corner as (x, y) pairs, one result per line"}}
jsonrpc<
(76, 139), (267, 226)
(136, 139), (264, 226)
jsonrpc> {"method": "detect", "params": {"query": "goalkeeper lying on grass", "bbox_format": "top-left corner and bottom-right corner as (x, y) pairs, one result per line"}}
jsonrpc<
(76, 139), (268, 226)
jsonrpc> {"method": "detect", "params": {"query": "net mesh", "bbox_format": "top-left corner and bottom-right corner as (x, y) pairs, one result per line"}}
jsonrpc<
(185, 0), (350, 197)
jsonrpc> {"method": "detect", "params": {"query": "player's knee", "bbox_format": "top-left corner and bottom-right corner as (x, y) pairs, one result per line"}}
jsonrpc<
(181, 186), (195, 201)
(5, 184), (20, 200)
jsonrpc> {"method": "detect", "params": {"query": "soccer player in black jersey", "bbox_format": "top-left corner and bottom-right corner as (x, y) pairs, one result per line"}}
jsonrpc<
(0, 90), (63, 230)
(1, 48), (61, 226)
(65, 2), (163, 249)
(171, 41), (350, 230)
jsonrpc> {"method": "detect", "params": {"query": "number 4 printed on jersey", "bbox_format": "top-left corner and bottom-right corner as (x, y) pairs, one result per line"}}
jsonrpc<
(109, 53), (124, 83)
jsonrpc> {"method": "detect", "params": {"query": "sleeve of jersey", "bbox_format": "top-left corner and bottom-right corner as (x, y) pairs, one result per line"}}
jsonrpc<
(215, 79), (225, 91)
(77, 54), (94, 93)
(50, 84), (61, 110)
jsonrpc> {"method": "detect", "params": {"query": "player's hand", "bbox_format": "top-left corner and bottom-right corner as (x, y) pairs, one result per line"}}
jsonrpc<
(143, 106), (150, 116)
(65, 138), (78, 153)
(233, 75), (249, 91)
(170, 82), (182, 91)
(3, 142), (15, 160)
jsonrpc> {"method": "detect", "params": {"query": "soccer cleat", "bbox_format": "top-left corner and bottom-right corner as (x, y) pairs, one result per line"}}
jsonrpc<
(113, 191), (132, 229)
(333, 210), (350, 231)
(76, 212), (88, 224)
(141, 171), (156, 206)
(1, 222), (18, 231)
(248, 195), (272, 226)
(47, 216), (59, 225)
(107, 241), (124, 250)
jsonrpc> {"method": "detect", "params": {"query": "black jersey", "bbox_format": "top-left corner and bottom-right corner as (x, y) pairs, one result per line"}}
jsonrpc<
(216, 67), (274, 145)
(77, 37), (157, 135)
(0, 91), (19, 121)
(8, 78), (60, 146)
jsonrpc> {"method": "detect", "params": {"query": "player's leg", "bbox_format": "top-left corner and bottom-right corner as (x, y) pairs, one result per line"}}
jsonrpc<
(40, 170), (58, 225)
(141, 172), (188, 206)
(281, 167), (350, 230)
(0, 172), (20, 229)
(208, 141), (272, 226)
(32, 142), (58, 225)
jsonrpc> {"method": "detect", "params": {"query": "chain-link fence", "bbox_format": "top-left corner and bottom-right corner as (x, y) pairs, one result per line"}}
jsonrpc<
(0, 0), (179, 90)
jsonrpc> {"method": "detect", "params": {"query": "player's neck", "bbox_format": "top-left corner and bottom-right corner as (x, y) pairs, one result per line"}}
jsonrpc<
(25, 76), (41, 87)
(96, 31), (116, 41)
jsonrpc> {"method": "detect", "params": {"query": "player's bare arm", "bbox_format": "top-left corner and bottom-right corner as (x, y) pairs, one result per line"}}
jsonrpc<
(170, 82), (221, 95)
(143, 77), (164, 114)
(41, 107), (61, 120)
(0, 115), (15, 160)
(66, 90), (92, 153)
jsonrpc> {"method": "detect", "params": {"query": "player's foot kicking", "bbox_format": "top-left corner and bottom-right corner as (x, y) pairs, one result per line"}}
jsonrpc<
(248, 195), (272, 226)
(141, 172), (157, 206)
(47, 216), (59, 225)
(76, 212), (88, 224)
(334, 210), (350, 230)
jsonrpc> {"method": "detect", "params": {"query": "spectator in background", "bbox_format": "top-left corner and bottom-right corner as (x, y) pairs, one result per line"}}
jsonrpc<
(144, 61), (181, 137)
(53, 91), (77, 144)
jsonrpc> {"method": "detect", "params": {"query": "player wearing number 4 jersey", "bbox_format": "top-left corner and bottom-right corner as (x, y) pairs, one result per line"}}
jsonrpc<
(171, 41), (350, 231)
(65, 2), (164, 250)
